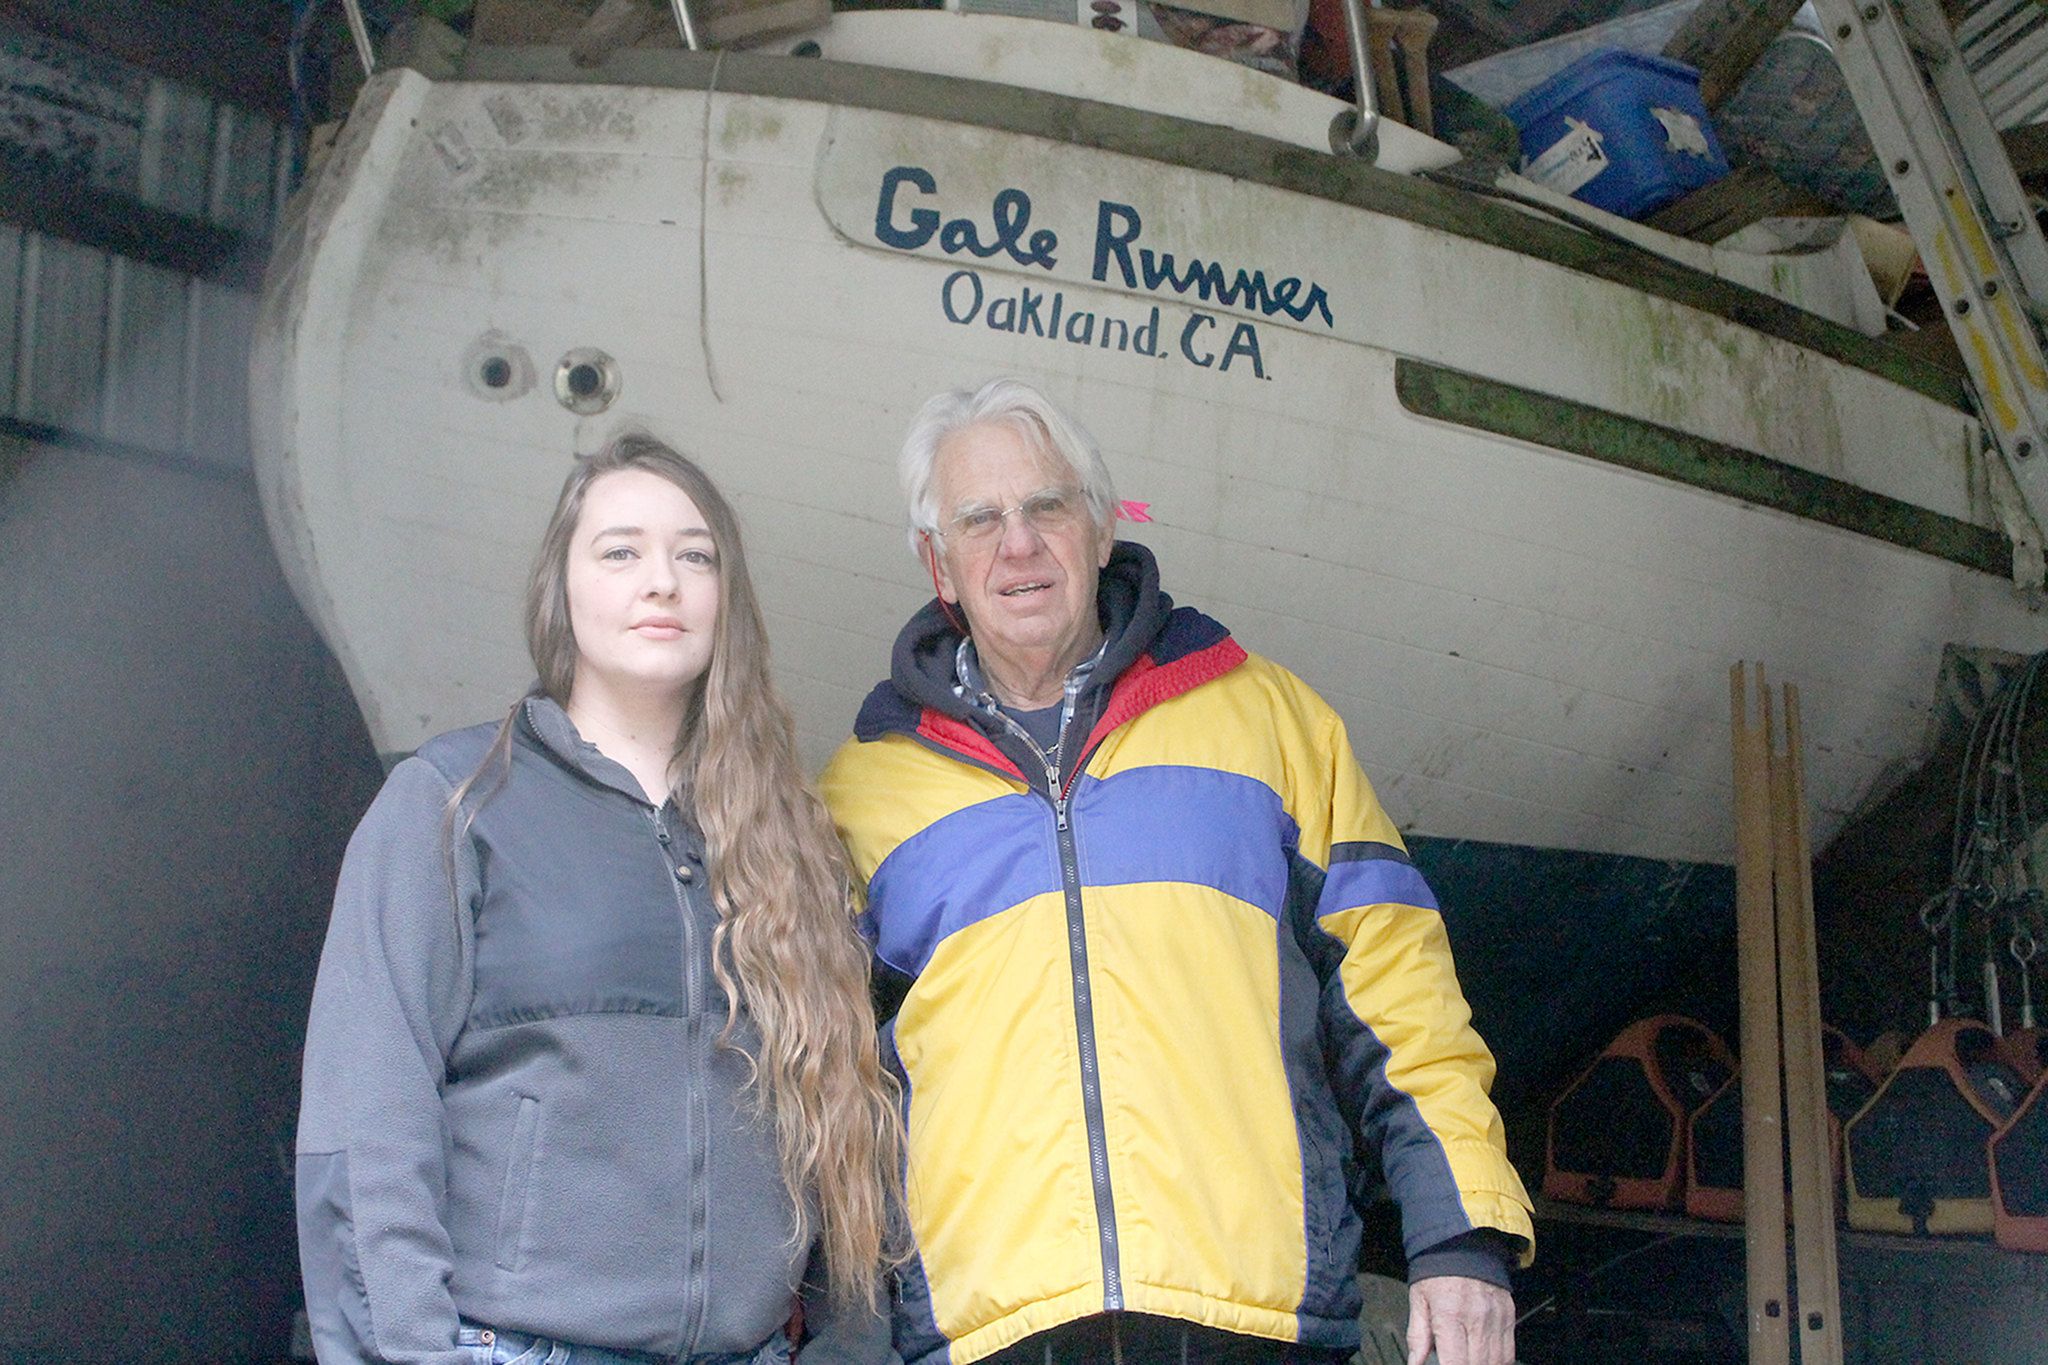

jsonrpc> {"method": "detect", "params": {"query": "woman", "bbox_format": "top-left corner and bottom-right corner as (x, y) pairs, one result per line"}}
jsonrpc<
(295, 433), (901, 1365)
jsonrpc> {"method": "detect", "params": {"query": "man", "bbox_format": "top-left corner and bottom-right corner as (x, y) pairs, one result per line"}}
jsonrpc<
(820, 379), (1532, 1365)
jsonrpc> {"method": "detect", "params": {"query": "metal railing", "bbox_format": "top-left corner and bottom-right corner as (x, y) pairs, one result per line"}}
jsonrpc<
(1328, 0), (1381, 162)
(337, 0), (706, 74)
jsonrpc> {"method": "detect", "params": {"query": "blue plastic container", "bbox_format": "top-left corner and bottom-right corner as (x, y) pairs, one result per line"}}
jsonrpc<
(1505, 48), (1730, 219)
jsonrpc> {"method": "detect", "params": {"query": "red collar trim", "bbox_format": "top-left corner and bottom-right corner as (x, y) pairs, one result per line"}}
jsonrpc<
(916, 708), (1025, 781)
(1073, 637), (1247, 760)
(911, 636), (1244, 785)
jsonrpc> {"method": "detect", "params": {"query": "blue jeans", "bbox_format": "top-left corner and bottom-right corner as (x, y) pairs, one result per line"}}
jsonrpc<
(457, 1323), (795, 1365)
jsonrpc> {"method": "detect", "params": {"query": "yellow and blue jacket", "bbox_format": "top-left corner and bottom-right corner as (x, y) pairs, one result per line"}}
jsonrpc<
(820, 544), (1533, 1365)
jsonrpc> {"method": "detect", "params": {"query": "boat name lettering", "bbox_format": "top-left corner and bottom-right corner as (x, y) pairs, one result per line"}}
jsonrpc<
(874, 166), (1057, 270)
(941, 270), (1267, 379)
(869, 169), (1331, 329)
(1092, 201), (1334, 329)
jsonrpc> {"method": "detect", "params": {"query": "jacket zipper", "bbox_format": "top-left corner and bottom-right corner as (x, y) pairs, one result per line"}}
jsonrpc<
(1054, 769), (1122, 1310)
(653, 805), (711, 1352)
(988, 703), (1123, 1310)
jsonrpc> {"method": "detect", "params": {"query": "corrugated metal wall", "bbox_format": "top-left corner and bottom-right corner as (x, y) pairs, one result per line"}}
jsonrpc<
(1, 18), (388, 1364)
(1, 17), (291, 473)
(1960, 0), (2048, 130)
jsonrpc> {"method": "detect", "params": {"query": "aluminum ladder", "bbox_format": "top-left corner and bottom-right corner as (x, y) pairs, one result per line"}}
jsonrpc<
(1811, 0), (2048, 582)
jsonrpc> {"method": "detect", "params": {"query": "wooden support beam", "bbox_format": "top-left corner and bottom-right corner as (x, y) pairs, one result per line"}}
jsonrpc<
(1774, 687), (1845, 1365)
(0, 150), (262, 289)
(1732, 663), (1792, 1365)
(1663, 0), (1809, 107)
(0, 414), (254, 489)
(1646, 164), (1840, 242)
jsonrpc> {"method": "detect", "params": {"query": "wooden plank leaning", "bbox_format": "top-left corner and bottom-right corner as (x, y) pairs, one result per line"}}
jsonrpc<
(1732, 662), (1792, 1364)
(1662, 0), (1808, 107)
(1773, 684), (1845, 1365)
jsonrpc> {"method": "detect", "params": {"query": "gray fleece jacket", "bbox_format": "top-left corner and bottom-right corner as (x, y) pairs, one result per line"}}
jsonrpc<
(295, 696), (894, 1365)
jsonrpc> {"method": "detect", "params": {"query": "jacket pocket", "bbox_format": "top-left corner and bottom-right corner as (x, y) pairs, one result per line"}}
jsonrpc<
(1296, 1097), (1360, 1310)
(295, 1150), (379, 1356)
(493, 1095), (541, 1272)
(1299, 1116), (1341, 1266)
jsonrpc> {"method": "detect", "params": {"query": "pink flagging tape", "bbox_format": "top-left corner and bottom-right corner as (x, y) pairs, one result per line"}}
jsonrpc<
(1116, 500), (1153, 523)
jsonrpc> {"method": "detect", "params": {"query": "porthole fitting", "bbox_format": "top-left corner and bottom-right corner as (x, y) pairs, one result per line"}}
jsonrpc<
(461, 334), (536, 402)
(555, 348), (622, 415)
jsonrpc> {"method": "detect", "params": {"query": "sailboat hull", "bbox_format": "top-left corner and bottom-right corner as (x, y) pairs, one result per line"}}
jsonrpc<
(251, 44), (2043, 866)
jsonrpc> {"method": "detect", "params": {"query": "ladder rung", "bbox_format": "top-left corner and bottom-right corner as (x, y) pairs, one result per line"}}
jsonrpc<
(1811, 0), (2048, 567)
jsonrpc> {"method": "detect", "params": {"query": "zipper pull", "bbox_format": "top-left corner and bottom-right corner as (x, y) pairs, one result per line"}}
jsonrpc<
(1046, 761), (1069, 832)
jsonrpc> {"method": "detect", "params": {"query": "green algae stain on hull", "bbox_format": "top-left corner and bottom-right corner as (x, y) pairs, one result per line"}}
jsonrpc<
(1395, 358), (2018, 583)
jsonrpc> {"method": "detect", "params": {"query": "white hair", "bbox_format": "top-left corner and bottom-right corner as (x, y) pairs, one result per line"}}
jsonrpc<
(897, 378), (1118, 556)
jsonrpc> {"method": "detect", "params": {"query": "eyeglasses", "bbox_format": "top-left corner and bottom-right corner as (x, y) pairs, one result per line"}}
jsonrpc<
(936, 487), (1086, 545)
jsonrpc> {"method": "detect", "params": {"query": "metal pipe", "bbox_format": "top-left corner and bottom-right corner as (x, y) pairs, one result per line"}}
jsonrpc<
(2015, 928), (2038, 1029)
(341, 0), (377, 78)
(1329, 0), (1381, 161)
(1986, 946), (2005, 1034)
(669, 0), (704, 52)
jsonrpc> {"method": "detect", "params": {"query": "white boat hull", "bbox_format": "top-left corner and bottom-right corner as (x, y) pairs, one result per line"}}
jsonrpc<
(252, 38), (2045, 865)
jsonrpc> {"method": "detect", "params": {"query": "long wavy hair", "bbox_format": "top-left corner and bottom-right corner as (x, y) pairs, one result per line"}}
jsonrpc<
(460, 432), (901, 1304)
